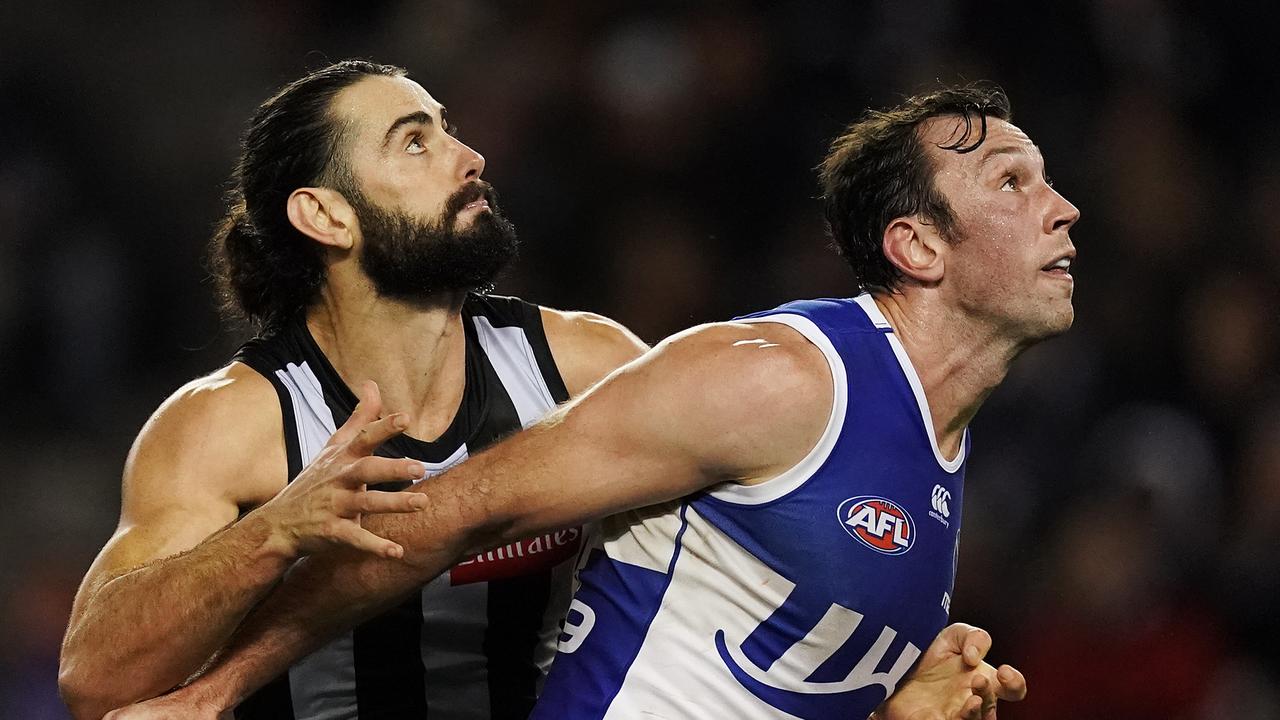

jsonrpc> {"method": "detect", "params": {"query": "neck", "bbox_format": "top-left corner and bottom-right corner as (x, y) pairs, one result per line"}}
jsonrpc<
(306, 281), (470, 442)
(869, 289), (1024, 459)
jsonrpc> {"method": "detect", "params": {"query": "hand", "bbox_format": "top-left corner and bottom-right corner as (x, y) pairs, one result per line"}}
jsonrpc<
(259, 380), (429, 560)
(874, 623), (1027, 720)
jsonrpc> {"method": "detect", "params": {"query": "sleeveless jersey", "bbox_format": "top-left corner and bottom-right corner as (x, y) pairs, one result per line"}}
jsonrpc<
(232, 294), (578, 720)
(532, 294), (968, 719)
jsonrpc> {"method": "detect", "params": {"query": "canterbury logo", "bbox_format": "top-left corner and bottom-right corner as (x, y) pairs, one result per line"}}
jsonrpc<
(930, 485), (951, 519)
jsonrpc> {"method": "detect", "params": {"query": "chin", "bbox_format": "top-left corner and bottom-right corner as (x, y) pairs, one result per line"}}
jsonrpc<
(1035, 304), (1075, 341)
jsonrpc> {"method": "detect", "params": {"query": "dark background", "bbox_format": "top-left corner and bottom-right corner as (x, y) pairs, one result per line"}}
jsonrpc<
(2, 2), (1278, 718)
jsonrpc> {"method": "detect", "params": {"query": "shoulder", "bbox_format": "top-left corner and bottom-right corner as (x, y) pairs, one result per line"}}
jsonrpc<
(651, 320), (833, 412)
(539, 306), (649, 396)
(622, 321), (835, 481)
(124, 362), (287, 514)
(133, 362), (280, 452)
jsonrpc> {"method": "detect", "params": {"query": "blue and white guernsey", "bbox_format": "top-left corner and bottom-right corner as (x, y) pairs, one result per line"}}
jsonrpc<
(533, 294), (968, 719)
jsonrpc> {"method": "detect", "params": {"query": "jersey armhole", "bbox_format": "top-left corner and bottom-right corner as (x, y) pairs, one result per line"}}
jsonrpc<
(704, 313), (849, 506)
(521, 303), (571, 404)
(231, 358), (304, 480)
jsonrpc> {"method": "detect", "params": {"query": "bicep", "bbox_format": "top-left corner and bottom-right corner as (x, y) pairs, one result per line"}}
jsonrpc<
(444, 323), (831, 543)
(71, 458), (243, 625)
(75, 372), (286, 600)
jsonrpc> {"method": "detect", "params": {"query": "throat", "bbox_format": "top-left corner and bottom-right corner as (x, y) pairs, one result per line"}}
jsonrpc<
(306, 307), (471, 443)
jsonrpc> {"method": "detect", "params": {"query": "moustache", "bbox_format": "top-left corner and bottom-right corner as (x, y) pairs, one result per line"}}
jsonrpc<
(444, 181), (498, 218)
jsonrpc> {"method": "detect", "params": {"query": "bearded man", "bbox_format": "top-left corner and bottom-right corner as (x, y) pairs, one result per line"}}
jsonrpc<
(58, 60), (648, 720)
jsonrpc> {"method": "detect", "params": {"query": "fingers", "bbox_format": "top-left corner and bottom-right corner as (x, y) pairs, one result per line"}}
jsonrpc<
(970, 671), (998, 719)
(331, 522), (406, 559)
(345, 413), (410, 458)
(344, 456), (427, 488)
(961, 627), (993, 668)
(329, 381), (384, 446)
(995, 664), (1027, 701)
(347, 487), (430, 515)
(927, 622), (978, 661)
(957, 694), (983, 720)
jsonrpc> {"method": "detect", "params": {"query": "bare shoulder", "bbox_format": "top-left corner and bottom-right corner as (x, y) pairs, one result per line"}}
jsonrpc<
(654, 320), (832, 409)
(73, 363), (288, 593)
(123, 362), (287, 526)
(540, 306), (649, 396)
(638, 321), (835, 482)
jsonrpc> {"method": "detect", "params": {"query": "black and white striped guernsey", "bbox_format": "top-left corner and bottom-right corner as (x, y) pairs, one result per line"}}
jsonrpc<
(231, 293), (577, 720)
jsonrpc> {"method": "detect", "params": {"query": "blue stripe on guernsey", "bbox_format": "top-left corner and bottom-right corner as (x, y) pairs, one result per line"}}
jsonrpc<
(533, 295), (967, 719)
(532, 503), (691, 717)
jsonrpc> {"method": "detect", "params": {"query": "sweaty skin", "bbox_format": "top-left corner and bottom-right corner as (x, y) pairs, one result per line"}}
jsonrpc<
(57, 307), (646, 720)
(97, 105), (1065, 719)
(59, 69), (651, 720)
(105, 310), (1027, 719)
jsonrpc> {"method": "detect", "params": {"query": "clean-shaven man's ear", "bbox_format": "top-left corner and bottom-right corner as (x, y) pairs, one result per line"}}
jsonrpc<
(286, 187), (357, 250)
(881, 217), (946, 285)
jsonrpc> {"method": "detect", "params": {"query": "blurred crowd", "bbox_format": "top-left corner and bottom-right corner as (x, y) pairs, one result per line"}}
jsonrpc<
(2, 1), (1277, 718)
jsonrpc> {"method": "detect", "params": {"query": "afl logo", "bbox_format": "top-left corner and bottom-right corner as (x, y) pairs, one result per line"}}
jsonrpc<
(837, 496), (914, 555)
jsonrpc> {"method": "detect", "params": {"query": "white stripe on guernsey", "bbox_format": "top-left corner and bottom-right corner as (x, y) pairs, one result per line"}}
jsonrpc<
(603, 506), (806, 719)
(471, 316), (557, 428)
(852, 295), (966, 473)
(275, 362), (338, 463)
(275, 363), (361, 720)
(596, 500), (686, 573)
(422, 443), (469, 475)
(704, 314), (849, 505)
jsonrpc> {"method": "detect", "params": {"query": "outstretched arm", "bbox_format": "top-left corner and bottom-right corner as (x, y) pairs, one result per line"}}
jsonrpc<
(106, 321), (833, 716)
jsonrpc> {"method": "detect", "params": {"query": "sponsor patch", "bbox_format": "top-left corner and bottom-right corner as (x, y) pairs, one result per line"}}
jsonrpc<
(450, 527), (582, 585)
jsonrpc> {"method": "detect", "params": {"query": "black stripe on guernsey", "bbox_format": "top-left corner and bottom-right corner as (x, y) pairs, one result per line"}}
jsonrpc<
(484, 573), (551, 719)
(232, 293), (564, 720)
(231, 351), (301, 720)
(466, 295), (569, 405)
(232, 350), (304, 479)
(470, 352), (549, 718)
(234, 675), (295, 719)
(229, 348), (300, 717)
(517, 302), (570, 405)
(352, 333), (527, 717)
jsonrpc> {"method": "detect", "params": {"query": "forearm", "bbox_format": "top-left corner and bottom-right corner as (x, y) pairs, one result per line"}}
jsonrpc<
(181, 395), (708, 709)
(60, 511), (295, 718)
(185, 474), (497, 709)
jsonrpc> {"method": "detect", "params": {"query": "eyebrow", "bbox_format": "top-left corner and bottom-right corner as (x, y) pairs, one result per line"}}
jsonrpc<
(978, 144), (1045, 171)
(381, 110), (433, 148)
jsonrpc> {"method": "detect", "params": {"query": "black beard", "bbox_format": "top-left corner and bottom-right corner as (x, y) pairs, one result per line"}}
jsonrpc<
(351, 181), (518, 303)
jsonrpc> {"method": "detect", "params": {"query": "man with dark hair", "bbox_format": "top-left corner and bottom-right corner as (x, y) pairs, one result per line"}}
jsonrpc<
(104, 81), (1065, 719)
(59, 60), (649, 720)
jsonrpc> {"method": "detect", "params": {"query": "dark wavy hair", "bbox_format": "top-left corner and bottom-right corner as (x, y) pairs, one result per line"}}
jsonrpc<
(818, 83), (1011, 293)
(210, 60), (405, 332)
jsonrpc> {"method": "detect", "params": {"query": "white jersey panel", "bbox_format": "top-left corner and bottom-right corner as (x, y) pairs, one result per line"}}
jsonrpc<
(472, 315), (558, 428)
(275, 362), (338, 461)
(273, 362), (360, 719)
(601, 506), (805, 719)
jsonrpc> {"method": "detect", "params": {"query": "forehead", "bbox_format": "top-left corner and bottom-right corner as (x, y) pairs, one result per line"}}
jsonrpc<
(331, 75), (442, 144)
(920, 116), (1040, 171)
